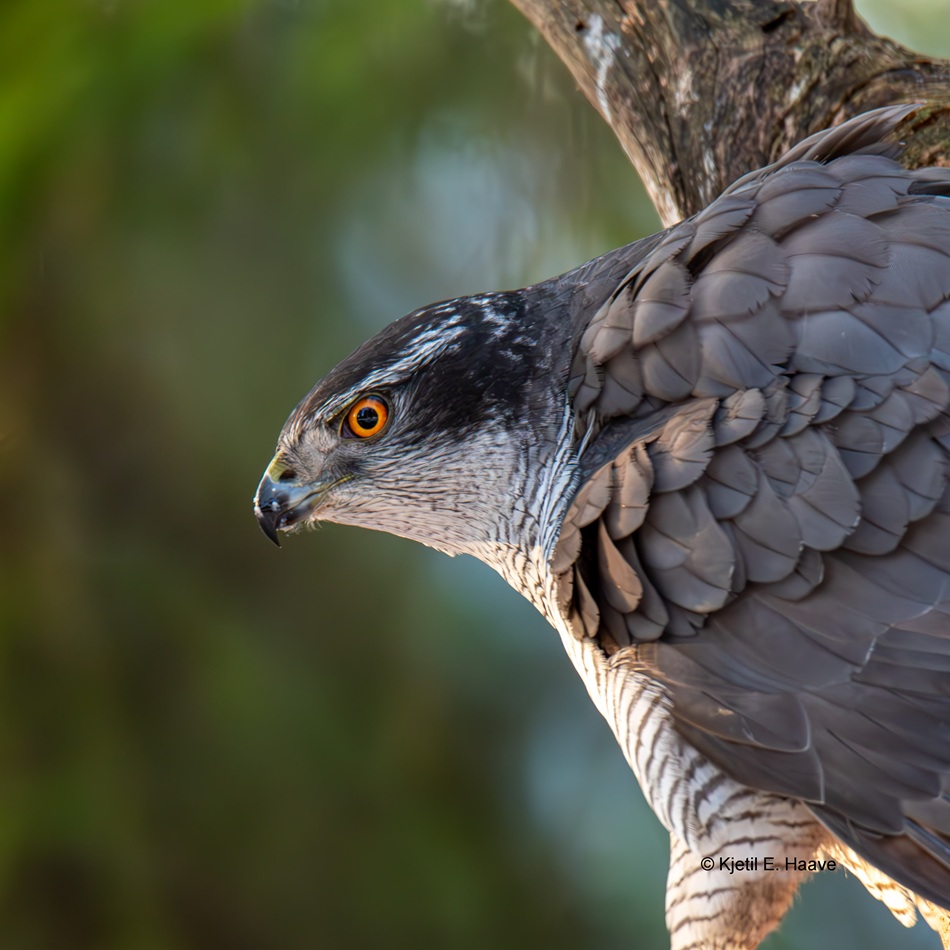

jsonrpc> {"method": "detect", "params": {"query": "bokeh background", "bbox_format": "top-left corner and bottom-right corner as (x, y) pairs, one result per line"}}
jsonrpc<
(2, 1), (949, 948)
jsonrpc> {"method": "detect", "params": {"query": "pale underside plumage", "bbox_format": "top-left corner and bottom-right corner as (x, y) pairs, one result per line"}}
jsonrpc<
(549, 104), (950, 946)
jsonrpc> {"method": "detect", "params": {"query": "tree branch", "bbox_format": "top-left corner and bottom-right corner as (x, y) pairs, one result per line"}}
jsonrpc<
(510, 0), (950, 225)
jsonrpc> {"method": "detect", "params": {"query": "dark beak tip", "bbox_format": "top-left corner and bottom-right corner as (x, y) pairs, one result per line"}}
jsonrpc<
(254, 504), (282, 548)
(262, 523), (282, 548)
(254, 470), (285, 548)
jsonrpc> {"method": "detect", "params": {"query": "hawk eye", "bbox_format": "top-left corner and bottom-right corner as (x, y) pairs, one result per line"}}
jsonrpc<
(343, 395), (389, 439)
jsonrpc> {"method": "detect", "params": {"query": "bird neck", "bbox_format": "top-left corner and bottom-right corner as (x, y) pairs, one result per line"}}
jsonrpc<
(465, 399), (580, 621)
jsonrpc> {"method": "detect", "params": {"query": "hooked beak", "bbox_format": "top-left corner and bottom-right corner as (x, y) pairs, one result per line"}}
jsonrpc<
(254, 458), (338, 547)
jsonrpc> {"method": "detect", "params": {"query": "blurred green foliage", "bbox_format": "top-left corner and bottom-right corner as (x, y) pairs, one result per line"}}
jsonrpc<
(0, 1), (947, 948)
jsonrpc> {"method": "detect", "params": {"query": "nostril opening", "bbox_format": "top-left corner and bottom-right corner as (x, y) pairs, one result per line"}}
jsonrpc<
(277, 468), (297, 482)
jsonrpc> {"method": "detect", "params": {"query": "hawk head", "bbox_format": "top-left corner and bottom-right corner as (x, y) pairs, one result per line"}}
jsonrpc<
(254, 289), (575, 564)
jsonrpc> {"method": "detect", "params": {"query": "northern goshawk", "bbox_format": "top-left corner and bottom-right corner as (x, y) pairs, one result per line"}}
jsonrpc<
(255, 105), (950, 948)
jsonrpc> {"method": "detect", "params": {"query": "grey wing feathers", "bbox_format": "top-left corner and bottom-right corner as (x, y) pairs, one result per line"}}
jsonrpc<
(554, 105), (950, 908)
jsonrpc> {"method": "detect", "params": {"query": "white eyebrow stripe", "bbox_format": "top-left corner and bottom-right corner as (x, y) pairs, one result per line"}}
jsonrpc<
(293, 313), (469, 434)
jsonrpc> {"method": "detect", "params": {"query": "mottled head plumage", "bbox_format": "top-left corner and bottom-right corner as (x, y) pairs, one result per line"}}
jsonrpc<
(285, 290), (547, 445)
(257, 286), (580, 563)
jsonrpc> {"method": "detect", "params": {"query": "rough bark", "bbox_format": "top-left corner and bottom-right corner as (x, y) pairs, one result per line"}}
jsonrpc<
(510, 0), (950, 226)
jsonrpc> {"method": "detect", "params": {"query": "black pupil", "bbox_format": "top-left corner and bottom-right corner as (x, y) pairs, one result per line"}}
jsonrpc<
(356, 405), (379, 431)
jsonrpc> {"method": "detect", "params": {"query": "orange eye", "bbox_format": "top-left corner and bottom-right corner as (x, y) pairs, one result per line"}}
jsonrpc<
(345, 396), (389, 438)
